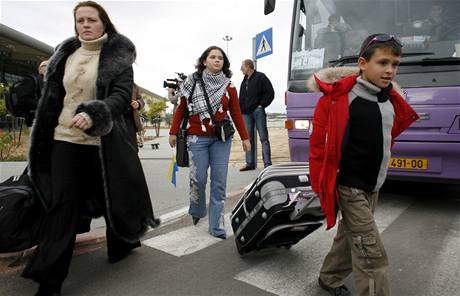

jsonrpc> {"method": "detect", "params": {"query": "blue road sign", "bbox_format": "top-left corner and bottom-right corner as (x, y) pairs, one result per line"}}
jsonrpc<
(255, 27), (273, 59)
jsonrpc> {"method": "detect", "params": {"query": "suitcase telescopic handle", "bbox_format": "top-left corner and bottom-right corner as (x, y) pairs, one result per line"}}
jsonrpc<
(241, 177), (260, 217)
(242, 194), (250, 216)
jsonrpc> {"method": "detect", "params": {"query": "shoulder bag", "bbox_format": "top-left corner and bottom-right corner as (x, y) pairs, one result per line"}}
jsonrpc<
(198, 77), (235, 142)
(176, 77), (198, 167)
(0, 167), (45, 253)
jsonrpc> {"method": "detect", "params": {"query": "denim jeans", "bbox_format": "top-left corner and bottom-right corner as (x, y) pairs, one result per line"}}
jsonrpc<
(243, 107), (272, 167)
(187, 135), (232, 237)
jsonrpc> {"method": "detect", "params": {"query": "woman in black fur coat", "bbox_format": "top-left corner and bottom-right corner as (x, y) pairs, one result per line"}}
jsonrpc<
(22, 2), (159, 295)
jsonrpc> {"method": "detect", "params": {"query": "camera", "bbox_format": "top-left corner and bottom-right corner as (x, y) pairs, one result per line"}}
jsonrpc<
(163, 72), (187, 90)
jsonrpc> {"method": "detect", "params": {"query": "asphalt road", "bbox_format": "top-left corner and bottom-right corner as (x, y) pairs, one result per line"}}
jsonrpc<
(0, 128), (263, 228)
(1, 180), (459, 296)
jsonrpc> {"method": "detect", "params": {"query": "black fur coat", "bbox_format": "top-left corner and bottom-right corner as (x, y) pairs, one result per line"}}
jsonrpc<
(29, 33), (159, 242)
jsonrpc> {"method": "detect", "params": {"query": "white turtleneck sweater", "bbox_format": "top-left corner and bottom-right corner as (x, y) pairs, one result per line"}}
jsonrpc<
(54, 33), (108, 146)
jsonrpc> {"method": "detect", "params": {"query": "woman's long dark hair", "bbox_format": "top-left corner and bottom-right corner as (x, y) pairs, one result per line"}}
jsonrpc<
(73, 1), (118, 37)
(195, 46), (232, 78)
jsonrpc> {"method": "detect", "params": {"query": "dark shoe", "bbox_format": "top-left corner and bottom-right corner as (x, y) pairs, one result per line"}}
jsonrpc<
(108, 241), (141, 264)
(318, 277), (350, 296)
(215, 234), (226, 240)
(35, 283), (61, 296)
(192, 216), (200, 225)
(240, 165), (255, 172)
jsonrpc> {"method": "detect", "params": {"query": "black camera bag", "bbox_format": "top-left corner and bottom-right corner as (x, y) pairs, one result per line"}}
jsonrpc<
(198, 77), (235, 142)
(213, 119), (235, 142)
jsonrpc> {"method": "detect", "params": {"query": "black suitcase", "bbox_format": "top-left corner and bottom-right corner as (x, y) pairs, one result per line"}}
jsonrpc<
(231, 163), (324, 255)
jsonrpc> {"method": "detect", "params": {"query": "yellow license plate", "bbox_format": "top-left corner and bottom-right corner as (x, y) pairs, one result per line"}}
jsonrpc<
(389, 157), (428, 170)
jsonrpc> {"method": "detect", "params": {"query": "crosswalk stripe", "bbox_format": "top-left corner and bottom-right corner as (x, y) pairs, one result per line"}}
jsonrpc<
(233, 195), (414, 296)
(143, 214), (234, 257)
(428, 215), (460, 295)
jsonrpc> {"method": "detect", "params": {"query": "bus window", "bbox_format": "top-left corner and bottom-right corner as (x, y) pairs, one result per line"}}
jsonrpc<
(289, 0), (460, 84)
(290, 0), (351, 81)
(282, 0), (460, 184)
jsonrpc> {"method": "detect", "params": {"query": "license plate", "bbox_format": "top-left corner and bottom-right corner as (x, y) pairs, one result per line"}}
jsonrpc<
(389, 157), (428, 170)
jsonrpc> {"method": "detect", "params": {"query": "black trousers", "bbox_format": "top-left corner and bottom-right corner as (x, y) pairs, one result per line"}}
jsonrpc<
(22, 141), (139, 288)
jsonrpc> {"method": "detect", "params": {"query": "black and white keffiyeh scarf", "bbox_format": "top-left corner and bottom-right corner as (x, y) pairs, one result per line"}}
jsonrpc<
(180, 70), (230, 123)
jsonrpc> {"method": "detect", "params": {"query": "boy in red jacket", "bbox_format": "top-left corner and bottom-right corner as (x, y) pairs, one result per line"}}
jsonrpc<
(309, 34), (419, 296)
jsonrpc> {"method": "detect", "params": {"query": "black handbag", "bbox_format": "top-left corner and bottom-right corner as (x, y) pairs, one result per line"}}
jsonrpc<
(213, 119), (235, 142)
(176, 78), (198, 167)
(176, 127), (189, 167)
(198, 77), (235, 142)
(0, 167), (45, 253)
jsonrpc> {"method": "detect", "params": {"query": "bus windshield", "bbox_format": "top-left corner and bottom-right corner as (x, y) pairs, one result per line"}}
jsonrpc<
(290, 0), (460, 81)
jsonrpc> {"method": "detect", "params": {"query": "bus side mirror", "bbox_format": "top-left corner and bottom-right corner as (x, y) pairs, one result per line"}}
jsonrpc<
(264, 0), (276, 15)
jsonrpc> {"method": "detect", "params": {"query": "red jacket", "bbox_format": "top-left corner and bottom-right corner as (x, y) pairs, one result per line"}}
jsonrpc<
(170, 84), (249, 140)
(309, 74), (419, 229)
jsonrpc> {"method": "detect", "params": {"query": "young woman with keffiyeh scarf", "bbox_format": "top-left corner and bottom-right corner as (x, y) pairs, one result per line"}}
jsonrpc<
(169, 46), (251, 239)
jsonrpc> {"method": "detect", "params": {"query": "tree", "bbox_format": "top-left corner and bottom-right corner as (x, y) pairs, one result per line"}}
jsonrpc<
(146, 100), (167, 137)
(0, 83), (9, 120)
(146, 100), (167, 122)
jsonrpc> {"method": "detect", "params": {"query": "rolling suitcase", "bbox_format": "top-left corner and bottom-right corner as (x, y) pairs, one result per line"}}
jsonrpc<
(231, 163), (324, 255)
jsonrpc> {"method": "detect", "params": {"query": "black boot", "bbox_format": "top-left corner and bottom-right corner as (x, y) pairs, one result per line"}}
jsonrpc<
(108, 241), (141, 264)
(35, 283), (61, 296)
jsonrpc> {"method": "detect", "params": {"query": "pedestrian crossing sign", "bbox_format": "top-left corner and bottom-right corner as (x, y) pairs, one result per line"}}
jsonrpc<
(255, 28), (273, 59)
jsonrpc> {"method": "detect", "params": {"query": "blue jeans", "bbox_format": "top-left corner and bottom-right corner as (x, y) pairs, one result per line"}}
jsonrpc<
(243, 107), (272, 167)
(187, 135), (232, 237)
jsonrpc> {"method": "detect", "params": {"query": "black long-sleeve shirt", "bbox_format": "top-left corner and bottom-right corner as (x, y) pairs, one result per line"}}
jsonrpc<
(239, 70), (274, 114)
(337, 80), (395, 192)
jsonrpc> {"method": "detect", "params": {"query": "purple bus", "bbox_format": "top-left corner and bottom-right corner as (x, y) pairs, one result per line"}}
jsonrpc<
(265, 0), (460, 183)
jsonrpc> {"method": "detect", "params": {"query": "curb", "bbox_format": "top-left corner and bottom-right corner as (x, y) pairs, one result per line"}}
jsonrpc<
(0, 231), (107, 275)
(0, 187), (247, 274)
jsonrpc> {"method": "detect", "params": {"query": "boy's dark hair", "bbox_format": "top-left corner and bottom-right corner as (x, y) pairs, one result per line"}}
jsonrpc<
(196, 46), (232, 78)
(73, 1), (118, 37)
(359, 33), (402, 61)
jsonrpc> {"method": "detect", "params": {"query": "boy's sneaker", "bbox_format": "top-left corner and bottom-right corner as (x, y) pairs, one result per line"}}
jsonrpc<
(318, 277), (350, 296)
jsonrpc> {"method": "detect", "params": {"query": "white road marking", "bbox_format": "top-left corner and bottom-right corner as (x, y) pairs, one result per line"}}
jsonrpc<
(233, 195), (415, 296)
(143, 214), (233, 257)
(427, 215), (460, 296)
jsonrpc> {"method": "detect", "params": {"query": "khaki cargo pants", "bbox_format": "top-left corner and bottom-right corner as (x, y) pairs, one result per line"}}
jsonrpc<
(319, 185), (390, 296)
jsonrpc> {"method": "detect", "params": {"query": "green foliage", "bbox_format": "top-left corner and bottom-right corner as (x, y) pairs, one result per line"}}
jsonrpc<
(0, 132), (21, 161)
(0, 99), (7, 119)
(0, 83), (10, 119)
(146, 100), (167, 121)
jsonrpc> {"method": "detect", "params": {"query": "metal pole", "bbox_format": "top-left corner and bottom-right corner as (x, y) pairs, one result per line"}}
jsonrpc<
(222, 35), (233, 55)
(252, 37), (258, 169)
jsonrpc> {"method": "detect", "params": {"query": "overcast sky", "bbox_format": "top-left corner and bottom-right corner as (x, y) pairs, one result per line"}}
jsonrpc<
(2, 0), (293, 113)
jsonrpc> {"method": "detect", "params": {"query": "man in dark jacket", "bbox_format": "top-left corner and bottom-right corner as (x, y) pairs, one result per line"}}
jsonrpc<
(27, 60), (47, 127)
(239, 59), (275, 170)
(8, 60), (47, 128)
